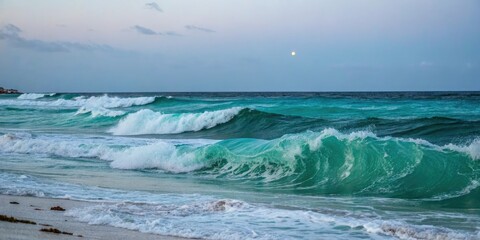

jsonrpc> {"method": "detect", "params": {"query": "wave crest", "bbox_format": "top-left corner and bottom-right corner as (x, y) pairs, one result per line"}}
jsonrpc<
(109, 107), (244, 135)
(4, 94), (156, 108)
(1, 130), (479, 200)
(17, 93), (56, 100)
(2, 94), (158, 118)
(75, 106), (126, 118)
(74, 95), (156, 108)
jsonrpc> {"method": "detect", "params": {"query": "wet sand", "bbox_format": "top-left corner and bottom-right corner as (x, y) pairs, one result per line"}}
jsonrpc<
(0, 194), (186, 240)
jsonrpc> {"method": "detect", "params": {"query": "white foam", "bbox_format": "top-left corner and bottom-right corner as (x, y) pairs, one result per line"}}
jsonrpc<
(444, 139), (480, 160)
(315, 129), (480, 160)
(3, 94), (156, 109)
(0, 133), (112, 158)
(0, 133), (214, 173)
(65, 199), (473, 240)
(106, 141), (204, 173)
(317, 128), (378, 141)
(75, 106), (126, 117)
(78, 95), (156, 108)
(2, 94), (157, 118)
(73, 95), (155, 117)
(65, 200), (260, 240)
(431, 180), (480, 201)
(110, 107), (243, 135)
(1, 171), (477, 239)
(1, 129), (478, 177)
(17, 93), (55, 100)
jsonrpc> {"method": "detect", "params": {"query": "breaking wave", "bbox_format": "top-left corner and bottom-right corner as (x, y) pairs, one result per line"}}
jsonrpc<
(17, 93), (56, 100)
(72, 95), (157, 108)
(1, 130), (479, 201)
(75, 106), (126, 118)
(109, 107), (244, 135)
(2, 94), (156, 108)
(109, 108), (480, 143)
(1, 94), (159, 118)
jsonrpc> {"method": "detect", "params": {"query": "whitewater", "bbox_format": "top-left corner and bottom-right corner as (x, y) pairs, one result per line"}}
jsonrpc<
(1, 92), (479, 239)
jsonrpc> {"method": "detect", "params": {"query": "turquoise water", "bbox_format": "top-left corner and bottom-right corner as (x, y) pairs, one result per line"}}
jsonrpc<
(0, 92), (479, 239)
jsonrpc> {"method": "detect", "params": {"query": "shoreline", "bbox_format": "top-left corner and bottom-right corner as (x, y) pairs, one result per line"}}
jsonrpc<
(0, 87), (20, 94)
(0, 194), (186, 240)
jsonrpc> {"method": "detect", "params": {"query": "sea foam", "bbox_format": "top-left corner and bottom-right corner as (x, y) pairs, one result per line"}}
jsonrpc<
(1, 129), (478, 176)
(0, 133), (213, 173)
(2, 171), (475, 240)
(1, 130), (479, 201)
(4, 94), (156, 108)
(0, 133), (112, 158)
(109, 107), (244, 135)
(107, 141), (203, 173)
(65, 198), (473, 240)
(17, 93), (56, 100)
(75, 106), (126, 118)
(2, 94), (157, 117)
(74, 95), (156, 108)
(444, 139), (480, 160)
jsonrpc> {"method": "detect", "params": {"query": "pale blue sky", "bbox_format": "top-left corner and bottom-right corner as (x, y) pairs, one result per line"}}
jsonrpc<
(0, 0), (479, 92)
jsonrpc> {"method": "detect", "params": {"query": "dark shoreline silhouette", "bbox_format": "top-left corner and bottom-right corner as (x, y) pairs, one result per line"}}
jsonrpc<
(0, 87), (20, 94)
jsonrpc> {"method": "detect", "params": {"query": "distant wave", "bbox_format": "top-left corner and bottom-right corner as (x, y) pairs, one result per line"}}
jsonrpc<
(75, 95), (156, 117)
(1, 94), (158, 118)
(107, 107), (480, 144)
(75, 95), (157, 108)
(109, 107), (244, 135)
(75, 106), (126, 118)
(3, 94), (157, 108)
(17, 93), (56, 100)
(66, 95), (157, 109)
(1, 130), (479, 201)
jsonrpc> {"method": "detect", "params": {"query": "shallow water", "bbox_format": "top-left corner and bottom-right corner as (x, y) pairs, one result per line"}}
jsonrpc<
(1, 92), (479, 239)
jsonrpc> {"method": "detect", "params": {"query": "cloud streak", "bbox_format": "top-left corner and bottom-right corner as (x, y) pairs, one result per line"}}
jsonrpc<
(131, 25), (182, 37)
(185, 25), (215, 33)
(145, 2), (162, 12)
(132, 25), (157, 35)
(162, 31), (182, 37)
(0, 24), (117, 53)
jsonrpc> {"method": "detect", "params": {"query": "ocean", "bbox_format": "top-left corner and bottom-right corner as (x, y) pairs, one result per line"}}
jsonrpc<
(0, 92), (479, 239)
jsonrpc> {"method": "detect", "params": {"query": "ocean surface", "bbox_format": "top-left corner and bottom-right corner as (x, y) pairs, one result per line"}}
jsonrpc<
(0, 92), (479, 239)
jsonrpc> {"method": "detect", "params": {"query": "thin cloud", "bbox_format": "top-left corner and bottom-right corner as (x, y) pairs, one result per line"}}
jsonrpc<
(131, 25), (182, 37)
(3, 24), (21, 34)
(161, 31), (182, 37)
(185, 25), (215, 33)
(132, 25), (157, 35)
(0, 24), (118, 53)
(145, 2), (162, 12)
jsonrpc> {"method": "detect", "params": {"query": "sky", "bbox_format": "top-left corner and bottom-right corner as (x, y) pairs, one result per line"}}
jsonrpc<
(0, 0), (479, 92)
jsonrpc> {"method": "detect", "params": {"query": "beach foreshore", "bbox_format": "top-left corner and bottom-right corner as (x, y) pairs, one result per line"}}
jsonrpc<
(0, 194), (186, 240)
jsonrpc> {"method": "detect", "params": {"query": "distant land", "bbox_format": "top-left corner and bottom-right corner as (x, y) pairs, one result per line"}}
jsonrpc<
(0, 87), (21, 94)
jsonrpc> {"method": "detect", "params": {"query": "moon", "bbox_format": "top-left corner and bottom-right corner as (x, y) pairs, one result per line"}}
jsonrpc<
(291, 51), (296, 56)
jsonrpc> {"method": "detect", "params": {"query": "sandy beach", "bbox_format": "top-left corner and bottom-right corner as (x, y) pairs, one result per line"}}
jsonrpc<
(0, 194), (185, 240)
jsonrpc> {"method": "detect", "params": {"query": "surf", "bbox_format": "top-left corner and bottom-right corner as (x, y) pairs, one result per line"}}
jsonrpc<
(109, 107), (244, 135)
(1, 130), (478, 202)
(1, 94), (157, 108)
(17, 93), (56, 100)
